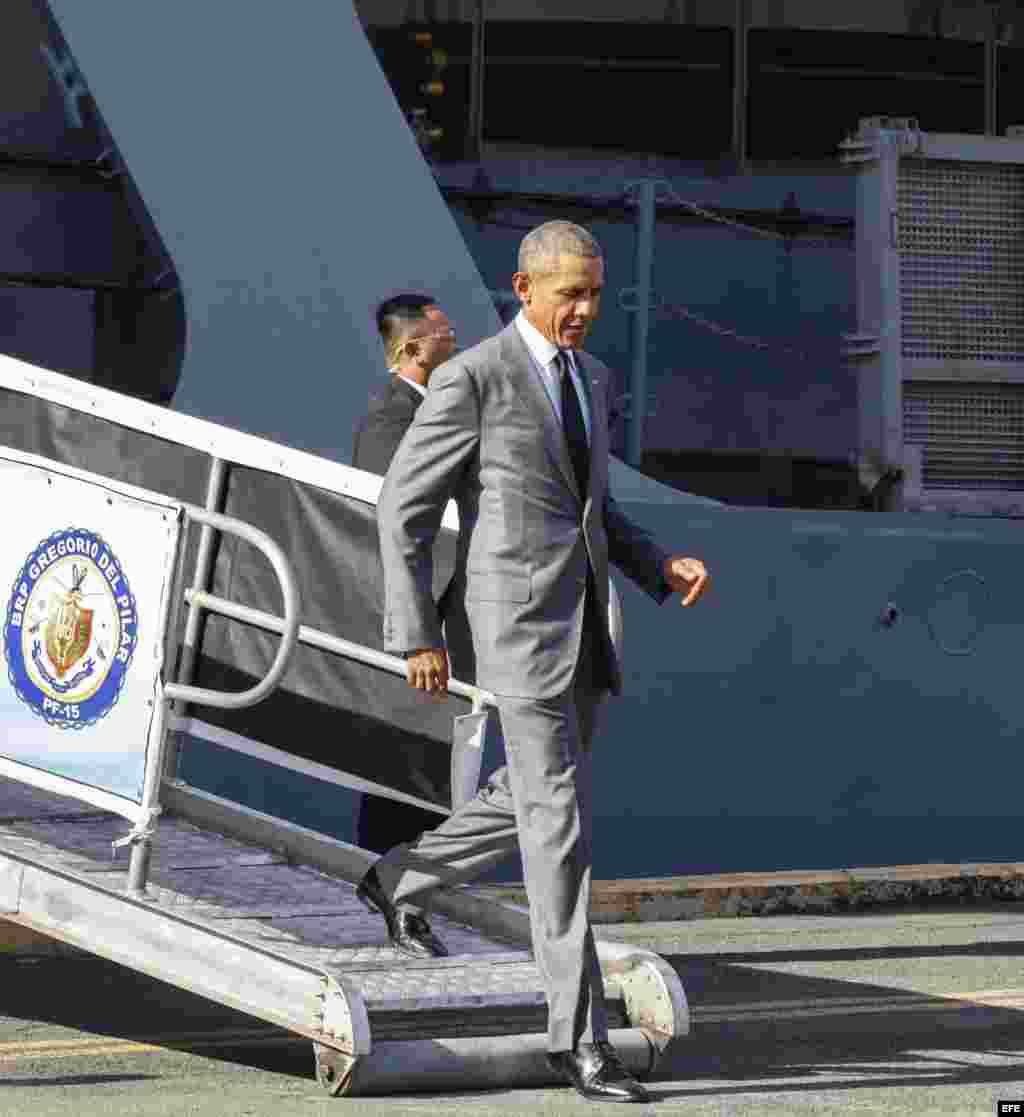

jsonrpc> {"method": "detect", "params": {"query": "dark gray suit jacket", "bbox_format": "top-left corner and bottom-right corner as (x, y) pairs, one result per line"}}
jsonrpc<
(353, 373), (424, 475)
(351, 371), (442, 850)
(378, 323), (671, 701)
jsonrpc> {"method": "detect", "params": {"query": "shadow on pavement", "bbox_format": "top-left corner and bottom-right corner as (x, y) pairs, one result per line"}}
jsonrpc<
(5, 937), (1024, 1100)
(649, 939), (1024, 1101)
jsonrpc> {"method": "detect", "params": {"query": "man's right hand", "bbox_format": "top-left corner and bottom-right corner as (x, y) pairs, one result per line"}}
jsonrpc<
(405, 647), (449, 695)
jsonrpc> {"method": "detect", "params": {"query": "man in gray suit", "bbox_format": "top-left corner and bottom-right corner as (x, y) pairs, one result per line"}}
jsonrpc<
(357, 221), (708, 1104)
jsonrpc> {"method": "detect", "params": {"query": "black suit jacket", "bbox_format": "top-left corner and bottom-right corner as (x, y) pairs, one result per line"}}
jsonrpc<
(353, 374), (424, 475)
(351, 371), (437, 852)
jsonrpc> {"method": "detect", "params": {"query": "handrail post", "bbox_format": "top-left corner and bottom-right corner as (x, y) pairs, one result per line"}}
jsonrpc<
(126, 587), (175, 898)
(176, 460), (228, 694)
(163, 456), (228, 785)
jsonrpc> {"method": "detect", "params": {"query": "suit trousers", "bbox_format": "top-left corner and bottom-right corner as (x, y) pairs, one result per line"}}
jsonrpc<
(372, 592), (612, 1053)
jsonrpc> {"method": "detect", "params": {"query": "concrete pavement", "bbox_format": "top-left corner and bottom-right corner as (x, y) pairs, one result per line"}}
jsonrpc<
(3, 905), (1024, 1114)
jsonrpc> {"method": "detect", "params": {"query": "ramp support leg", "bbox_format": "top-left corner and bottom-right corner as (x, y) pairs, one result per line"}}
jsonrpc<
(316, 1028), (654, 1097)
(598, 941), (690, 1068)
(314, 1044), (358, 1096)
(126, 839), (153, 898)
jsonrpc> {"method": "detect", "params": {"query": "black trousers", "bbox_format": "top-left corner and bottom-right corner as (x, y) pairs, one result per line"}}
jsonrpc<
(355, 794), (442, 854)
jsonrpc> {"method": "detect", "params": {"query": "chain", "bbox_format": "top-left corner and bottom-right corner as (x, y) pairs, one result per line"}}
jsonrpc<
(625, 179), (853, 253)
(654, 300), (836, 363)
(617, 178), (850, 358)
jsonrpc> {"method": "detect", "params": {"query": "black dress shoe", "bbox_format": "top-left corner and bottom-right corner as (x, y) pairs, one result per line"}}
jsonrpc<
(547, 1041), (651, 1103)
(356, 867), (448, 960)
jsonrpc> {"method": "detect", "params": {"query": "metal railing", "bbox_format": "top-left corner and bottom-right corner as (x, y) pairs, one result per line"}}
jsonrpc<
(167, 507), (302, 709)
(128, 503), (303, 896)
(182, 588), (495, 712)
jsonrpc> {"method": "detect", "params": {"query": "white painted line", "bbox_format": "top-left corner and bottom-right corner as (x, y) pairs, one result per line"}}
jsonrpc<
(698, 988), (1024, 1025)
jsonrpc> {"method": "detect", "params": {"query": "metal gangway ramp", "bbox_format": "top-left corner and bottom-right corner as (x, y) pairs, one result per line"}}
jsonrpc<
(0, 779), (685, 1096)
(0, 365), (688, 1098)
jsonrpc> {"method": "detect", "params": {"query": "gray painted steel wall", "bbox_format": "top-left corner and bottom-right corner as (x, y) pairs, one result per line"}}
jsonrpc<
(596, 503), (1022, 876)
(45, 0), (501, 462)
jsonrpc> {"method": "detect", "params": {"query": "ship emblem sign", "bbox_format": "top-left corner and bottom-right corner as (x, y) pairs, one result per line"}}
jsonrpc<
(3, 529), (138, 730)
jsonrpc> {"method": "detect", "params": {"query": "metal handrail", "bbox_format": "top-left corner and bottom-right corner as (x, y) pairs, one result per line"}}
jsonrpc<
(179, 576), (625, 714)
(182, 588), (497, 711)
(163, 506), (301, 710)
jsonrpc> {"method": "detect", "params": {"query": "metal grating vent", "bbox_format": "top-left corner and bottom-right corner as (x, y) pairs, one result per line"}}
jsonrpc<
(897, 159), (1024, 362)
(903, 381), (1024, 489)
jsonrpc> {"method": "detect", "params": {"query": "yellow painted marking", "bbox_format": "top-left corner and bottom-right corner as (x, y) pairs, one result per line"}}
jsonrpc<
(0, 1028), (300, 1061)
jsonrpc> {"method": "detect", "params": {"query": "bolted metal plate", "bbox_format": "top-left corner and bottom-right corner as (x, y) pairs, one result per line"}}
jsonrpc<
(329, 958), (548, 1010)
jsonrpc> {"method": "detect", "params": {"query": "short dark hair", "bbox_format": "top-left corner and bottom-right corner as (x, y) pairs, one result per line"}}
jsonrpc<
(376, 293), (436, 366)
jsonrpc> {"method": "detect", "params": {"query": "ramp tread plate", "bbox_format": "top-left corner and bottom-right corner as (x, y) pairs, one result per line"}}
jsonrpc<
(365, 1001), (630, 1041)
(365, 1004), (551, 1041)
(0, 782), (641, 1042)
(0, 784), (520, 969)
(0, 777), (106, 817)
(4, 812), (276, 871)
(0, 779), (105, 823)
(333, 959), (547, 1006)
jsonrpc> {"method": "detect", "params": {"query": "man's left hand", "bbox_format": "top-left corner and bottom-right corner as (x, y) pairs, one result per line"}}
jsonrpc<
(663, 556), (709, 607)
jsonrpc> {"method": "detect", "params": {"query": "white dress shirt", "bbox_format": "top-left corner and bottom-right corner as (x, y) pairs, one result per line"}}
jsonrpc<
(394, 371), (427, 398)
(514, 312), (592, 444)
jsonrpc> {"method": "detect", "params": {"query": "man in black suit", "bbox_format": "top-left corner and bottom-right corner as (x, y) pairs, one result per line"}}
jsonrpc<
(352, 294), (456, 475)
(352, 293), (456, 853)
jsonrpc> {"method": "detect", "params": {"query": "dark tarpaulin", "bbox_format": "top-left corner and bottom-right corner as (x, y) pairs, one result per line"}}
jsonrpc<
(194, 466), (461, 809)
(0, 389), (210, 503)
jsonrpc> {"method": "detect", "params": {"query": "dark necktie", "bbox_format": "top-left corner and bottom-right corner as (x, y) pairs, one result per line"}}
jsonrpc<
(556, 351), (611, 691)
(555, 349), (589, 499)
